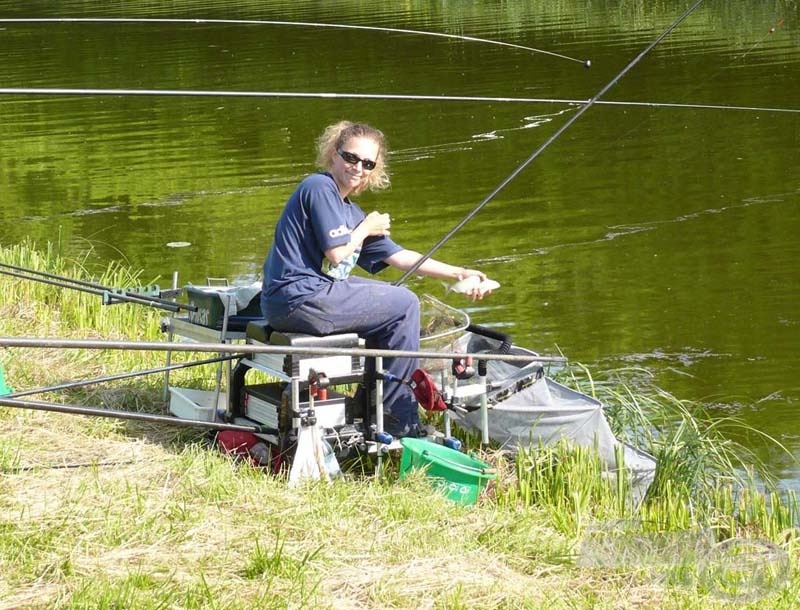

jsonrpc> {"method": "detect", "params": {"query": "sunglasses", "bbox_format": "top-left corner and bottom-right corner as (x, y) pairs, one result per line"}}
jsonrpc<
(337, 149), (377, 171)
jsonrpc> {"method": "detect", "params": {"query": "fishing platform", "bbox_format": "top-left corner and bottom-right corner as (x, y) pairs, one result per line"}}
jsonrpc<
(158, 281), (655, 505)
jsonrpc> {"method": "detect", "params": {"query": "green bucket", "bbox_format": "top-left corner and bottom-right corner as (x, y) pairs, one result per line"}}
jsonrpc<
(0, 363), (11, 396)
(399, 437), (495, 505)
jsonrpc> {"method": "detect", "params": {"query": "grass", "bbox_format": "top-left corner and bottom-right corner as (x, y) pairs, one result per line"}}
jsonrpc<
(1, 241), (799, 609)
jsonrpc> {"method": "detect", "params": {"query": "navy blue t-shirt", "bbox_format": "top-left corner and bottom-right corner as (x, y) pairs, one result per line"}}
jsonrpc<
(261, 172), (402, 317)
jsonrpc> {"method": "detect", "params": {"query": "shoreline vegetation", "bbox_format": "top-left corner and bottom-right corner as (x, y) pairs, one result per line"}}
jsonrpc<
(1, 241), (798, 609)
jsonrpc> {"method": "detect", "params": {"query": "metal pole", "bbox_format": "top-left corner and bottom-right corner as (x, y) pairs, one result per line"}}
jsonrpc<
(375, 356), (384, 476)
(0, 336), (565, 364)
(5, 355), (237, 399)
(0, 396), (277, 434)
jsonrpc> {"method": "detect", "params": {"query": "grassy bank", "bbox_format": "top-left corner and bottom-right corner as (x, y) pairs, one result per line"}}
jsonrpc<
(1, 241), (798, 609)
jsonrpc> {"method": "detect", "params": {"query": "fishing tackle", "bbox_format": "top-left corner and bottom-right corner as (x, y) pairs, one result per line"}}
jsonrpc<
(736, 17), (786, 61)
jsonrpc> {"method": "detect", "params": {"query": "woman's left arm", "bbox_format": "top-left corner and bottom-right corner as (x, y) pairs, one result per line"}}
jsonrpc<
(384, 249), (484, 281)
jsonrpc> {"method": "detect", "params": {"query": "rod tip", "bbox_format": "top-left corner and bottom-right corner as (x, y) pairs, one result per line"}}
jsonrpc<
(584, 59), (592, 69)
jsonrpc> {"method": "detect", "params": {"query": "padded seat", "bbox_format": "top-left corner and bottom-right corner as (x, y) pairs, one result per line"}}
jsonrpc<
(245, 320), (360, 348)
(244, 320), (364, 378)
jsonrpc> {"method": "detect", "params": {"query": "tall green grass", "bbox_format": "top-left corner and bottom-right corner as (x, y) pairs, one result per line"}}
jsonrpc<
(0, 239), (228, 406)
(498, 363), (800, 548)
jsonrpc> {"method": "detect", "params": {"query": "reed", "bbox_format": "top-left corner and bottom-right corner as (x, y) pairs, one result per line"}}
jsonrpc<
(491, 362), (800, 550)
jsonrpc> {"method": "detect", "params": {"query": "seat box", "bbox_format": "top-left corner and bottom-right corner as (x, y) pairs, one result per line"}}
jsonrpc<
(245, 324), (364, 378)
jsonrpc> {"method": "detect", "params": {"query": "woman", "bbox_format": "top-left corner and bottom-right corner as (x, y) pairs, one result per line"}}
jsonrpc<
(261, 121), (494, 437)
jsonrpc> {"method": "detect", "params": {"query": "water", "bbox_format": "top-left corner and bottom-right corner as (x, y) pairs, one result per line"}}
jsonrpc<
(1, 1), (798, 481)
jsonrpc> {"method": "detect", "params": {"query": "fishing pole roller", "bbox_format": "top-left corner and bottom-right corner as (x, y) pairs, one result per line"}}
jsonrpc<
(451, 355), (475, 380)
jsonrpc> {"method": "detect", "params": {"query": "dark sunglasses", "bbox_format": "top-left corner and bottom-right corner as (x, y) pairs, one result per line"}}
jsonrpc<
(337, 149), (377, 171)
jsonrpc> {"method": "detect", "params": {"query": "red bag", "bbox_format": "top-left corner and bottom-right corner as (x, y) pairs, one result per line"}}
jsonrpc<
(216, 430), (267, 466)
(409, 369), (447, 412)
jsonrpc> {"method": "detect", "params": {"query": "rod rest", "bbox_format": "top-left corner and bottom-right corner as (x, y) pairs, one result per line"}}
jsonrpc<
(245, 320), (361, 348)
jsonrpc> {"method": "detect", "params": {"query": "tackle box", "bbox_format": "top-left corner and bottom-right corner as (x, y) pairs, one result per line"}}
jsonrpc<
(245, 322), (364, 379)
(184, 283), (262, 330)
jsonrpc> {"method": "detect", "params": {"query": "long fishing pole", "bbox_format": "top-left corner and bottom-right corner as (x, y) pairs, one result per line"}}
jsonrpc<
(0, 260), (149, 294)
(1, 86), (797, 115)
(0, 17), (590, 66)
(0, 396), (278, 434)
(0, 336), (565, 364)
(5, 354), (237, 399)
(0, 262), (195, 312)
(394, 0), (706, 286)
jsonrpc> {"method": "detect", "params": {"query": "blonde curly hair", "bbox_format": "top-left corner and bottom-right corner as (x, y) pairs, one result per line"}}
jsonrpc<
(315, 121), (390, 194)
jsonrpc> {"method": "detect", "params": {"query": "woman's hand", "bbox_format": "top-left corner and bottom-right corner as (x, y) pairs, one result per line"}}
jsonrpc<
(361, 211), (391, 236)
(325, 211), (389, 266)
(454, 268), (495, 300)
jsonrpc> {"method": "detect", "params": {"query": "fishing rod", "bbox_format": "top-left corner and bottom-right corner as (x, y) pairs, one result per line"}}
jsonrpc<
(0, 17), (590, 66)
(5, 354), (237, 399)
(394, 0), (707, 286)
(0, 262), (195, 313)
(0, 336), (566, 364)
(1, 86), (797, 115)
(0, 396), (278, 434)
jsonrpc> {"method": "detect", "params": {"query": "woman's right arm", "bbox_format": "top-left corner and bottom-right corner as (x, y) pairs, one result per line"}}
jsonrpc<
(325, 211), (391, 266)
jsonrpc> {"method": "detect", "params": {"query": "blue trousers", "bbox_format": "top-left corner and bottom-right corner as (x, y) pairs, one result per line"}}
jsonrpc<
(264, 276), (421, 435)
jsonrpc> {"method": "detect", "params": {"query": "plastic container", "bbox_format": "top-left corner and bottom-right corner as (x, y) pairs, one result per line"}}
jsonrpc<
(399, 437), (495, 505)
(168, 387), (227, 422)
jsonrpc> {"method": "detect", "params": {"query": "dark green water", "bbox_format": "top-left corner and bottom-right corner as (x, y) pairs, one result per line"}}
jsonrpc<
(1, 1), (799, 481)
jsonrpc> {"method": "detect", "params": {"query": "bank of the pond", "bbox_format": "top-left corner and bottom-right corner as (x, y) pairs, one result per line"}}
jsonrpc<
(1, 241), (799, 609)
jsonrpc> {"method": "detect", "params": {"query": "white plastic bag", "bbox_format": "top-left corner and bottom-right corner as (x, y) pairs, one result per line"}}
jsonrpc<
(288, 425), (340, 486)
